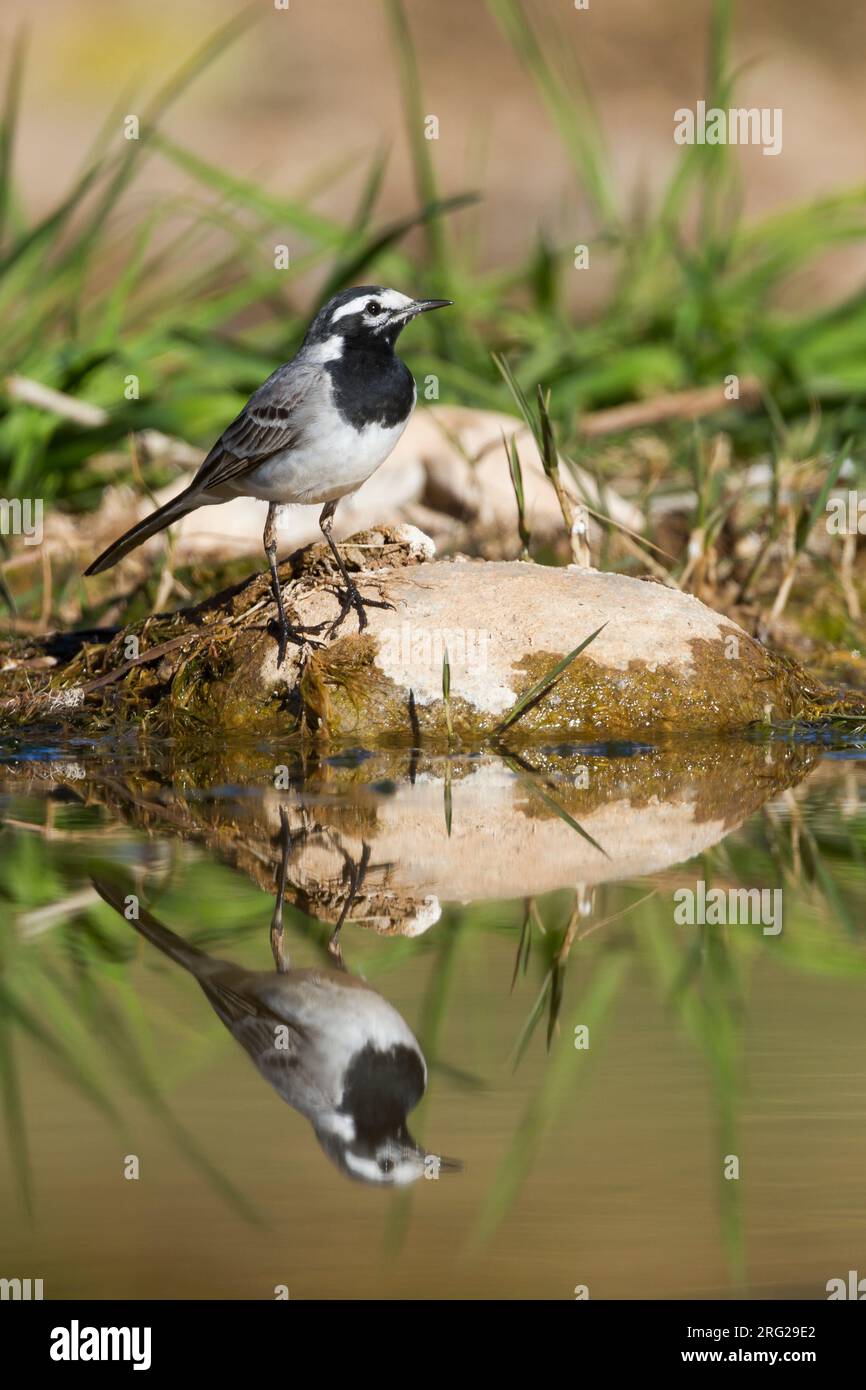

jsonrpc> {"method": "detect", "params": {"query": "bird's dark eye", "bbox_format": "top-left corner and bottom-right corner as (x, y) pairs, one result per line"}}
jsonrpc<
(366, 300), (382, 316)
(379, 1157), (394, 1174)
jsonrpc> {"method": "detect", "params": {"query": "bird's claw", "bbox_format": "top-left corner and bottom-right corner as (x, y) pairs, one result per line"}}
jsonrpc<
(274, 618), (302, 667)
(328, 584), (395, 638)
(273, 615), (327, 665)
(356, 593), (395, 613)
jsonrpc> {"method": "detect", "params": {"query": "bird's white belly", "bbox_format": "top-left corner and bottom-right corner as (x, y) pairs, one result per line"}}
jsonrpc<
(240, 412), (411, 505)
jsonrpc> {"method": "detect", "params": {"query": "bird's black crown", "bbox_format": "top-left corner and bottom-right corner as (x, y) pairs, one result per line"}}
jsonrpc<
(304, 285), (450, 350)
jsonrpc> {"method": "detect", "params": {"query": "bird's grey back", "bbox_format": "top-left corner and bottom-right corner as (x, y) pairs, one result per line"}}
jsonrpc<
(190, 351), (331, 494)
(202, 966), (424, 1124)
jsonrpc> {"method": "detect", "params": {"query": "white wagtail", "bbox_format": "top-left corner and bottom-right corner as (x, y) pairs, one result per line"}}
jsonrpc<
(85, 286), (452, 661)
(92, 875), (461, 1186)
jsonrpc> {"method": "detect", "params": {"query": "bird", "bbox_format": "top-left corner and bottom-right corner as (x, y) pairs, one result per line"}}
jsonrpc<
(84, 287), (453, 662)
(91, 872), (462, 1187)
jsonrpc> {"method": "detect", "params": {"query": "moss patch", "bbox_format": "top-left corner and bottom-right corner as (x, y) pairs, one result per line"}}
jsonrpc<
(296, 625), (859, 744)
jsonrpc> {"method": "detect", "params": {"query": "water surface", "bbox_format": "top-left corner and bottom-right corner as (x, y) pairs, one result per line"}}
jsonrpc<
(1, 731), (865, 1299)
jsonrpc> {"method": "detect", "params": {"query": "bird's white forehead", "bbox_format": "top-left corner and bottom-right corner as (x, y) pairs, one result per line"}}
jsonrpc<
(330, 289), (413, 323)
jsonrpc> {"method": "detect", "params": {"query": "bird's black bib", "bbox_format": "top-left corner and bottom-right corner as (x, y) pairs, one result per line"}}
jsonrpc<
(326, 348), (415, 431)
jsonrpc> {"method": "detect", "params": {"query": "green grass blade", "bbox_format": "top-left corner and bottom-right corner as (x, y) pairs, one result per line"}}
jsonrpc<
(382, 0), (448, 279)
(317, 191), (478, 303)
(795, 437), (851, 554)
(485, 0), (618, 227)
(494, 623), (606, 733)
(0, 29), (27, 249)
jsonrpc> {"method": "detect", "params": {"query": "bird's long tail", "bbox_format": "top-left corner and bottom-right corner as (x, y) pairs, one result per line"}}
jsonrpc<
(84, 485), (204, 576)
(91, 876), (216, 979)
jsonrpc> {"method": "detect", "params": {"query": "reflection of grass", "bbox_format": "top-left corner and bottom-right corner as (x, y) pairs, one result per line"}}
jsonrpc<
(1, 757), (865, 1273)
(383, 913), (467, 1254)
(422, 759), (864, 1269)
(646, 915), (746, 1290)
(0, 990), (32, 1217)
(511, 888), (657, 1062)
(60, 942), (263, 1225)
(471, 945), (628, 1249)
(0, 809), (266, 1221)
(495, 747), (608, 857)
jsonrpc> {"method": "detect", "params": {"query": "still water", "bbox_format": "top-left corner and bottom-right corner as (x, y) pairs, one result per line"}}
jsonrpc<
(1, 730), (865, 1299)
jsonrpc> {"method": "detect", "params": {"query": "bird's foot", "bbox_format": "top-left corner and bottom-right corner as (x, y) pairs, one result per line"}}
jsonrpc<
(273, 615), (306, 667)
(328, 581), (395, 638)
(327, 932), (346, 971)
(271, 608), (328, 663)
(270, 919), (289, 973)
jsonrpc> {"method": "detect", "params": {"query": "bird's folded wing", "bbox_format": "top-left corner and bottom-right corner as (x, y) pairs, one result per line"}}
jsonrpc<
(201, 976), (304, 1036)
(226, 1010), (332, 1107)
(191, 364), (318, 493)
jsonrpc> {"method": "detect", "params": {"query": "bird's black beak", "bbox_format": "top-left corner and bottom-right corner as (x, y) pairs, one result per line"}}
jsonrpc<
(428, 1153), (464, 1174)
(412, 298), (453, 315)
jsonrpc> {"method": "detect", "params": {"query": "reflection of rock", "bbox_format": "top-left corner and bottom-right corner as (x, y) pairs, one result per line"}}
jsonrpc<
(9, 740), (817, 938)
(262, 817), (442, 937)
(43, 528), (838, 740)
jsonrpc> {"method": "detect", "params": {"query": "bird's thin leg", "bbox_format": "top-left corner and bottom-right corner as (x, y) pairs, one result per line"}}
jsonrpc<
(270, 806), (292, 973)
(263, 503), (299, 666)
(319, 502), (394, 637)
(328, 841), (372, 970)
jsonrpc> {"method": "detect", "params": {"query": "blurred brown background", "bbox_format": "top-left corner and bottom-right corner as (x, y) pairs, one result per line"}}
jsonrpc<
(1, 0), (865, 300)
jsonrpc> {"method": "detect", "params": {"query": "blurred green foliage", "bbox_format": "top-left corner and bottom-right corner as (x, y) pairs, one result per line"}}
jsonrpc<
(3, 0), (866, 513)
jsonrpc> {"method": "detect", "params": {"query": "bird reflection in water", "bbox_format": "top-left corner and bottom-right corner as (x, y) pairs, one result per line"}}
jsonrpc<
(92, 811), (461, 1187)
